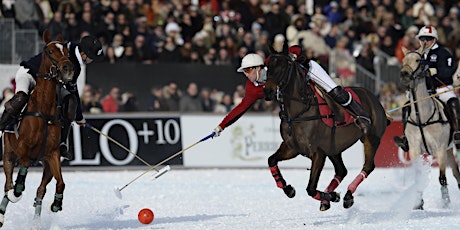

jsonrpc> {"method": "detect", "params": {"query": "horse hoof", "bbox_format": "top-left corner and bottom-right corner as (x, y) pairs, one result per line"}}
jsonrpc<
(283, 185), (296, 198)
(320, 200), (330, 211)
(0, 214), (4, 228)
(330, 192), (340, 203)
(50, 204), (62, 213)
(6, 190), (22, 203)
(343, 190), (354, 209)
(413, 199), (424, 210)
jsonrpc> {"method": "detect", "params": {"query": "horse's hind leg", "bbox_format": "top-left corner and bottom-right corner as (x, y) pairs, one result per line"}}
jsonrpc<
(34, 161), (53, 218)
(0, 142), (17, 227)
(268, 142), (299, 198)
(344, 137), (378, 208)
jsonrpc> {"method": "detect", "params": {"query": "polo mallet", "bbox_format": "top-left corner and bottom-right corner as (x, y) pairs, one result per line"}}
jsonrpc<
(84, 123), (171, 183)
(113, 132), (215, 199)
(386, 85), (460, 114)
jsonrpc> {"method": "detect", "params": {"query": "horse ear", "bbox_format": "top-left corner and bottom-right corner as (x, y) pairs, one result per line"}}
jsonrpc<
(401, 46), (408, 56)
(416, 46), (424, 54)
(43, 29), (51, 44)
(269, 44), (276, 54)
(56, 34), (64, 42)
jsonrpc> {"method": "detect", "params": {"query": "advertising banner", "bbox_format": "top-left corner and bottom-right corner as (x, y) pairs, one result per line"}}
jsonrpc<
(64, 114), (183, 167)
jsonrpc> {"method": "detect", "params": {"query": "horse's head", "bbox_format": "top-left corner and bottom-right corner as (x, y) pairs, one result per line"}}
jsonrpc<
(400, 46), (425, 88)
(41, 30), (74, 83)
(263, 45), (297, 101)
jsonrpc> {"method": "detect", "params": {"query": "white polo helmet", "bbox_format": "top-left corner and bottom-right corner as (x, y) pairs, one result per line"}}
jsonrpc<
(416, 25), (438, 40)
(237, 54), (264, 72)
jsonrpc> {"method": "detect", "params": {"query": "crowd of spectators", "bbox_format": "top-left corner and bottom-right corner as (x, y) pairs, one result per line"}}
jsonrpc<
(1, 0), (460, 115)
(71, 81), (280, 114)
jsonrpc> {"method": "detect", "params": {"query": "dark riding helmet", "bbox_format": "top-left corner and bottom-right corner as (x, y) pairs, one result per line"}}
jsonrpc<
(79, 35), (104, 61)
(288, 45), (307, 64)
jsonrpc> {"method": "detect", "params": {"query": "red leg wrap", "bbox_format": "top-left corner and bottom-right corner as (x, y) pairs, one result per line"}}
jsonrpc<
(325, 175), (343, 193)
(347, 171), (368, 193)
(269, 165), (285, 188)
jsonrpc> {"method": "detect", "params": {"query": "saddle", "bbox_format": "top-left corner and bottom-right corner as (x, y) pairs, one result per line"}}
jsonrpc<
(312, 84), (360, 128)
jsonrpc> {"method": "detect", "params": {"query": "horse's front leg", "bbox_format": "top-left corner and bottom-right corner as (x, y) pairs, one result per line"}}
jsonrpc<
(7, 158), (30, 203)
(324, 155), (347, 201)
(268, 142), (299, 198)
(306, 153), (338, 211)
(436, 148), (450, 208)
(48, 151), (65, 213)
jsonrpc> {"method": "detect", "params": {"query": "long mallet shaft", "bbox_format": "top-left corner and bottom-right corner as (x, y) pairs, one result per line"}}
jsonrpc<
(85, 123), (167, 175)
(115, 133), (214, 194)
(387, 85), (460, 114)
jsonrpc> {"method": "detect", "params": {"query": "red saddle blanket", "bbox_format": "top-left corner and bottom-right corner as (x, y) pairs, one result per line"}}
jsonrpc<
(312, 86), (361, 127)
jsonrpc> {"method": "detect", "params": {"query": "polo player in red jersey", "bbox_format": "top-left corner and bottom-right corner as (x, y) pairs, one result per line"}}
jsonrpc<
(212, 46), (371, 138)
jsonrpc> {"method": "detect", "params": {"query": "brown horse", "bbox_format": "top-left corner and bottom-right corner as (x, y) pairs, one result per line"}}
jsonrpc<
(0, 30), (74, 227)
(263, 49), (388, 211)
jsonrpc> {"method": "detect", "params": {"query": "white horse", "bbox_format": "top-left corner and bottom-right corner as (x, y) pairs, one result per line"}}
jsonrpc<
(400, 47), (460, 209)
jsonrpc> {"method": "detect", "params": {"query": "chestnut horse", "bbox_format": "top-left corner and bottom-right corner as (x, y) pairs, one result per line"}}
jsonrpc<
(400, 47), (460, 209)
(263, 49), (388, 211)
(0, 30), (74, 227)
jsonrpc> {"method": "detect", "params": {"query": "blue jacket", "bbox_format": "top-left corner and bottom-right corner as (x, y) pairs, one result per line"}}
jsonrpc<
(19, 41), (84, 121)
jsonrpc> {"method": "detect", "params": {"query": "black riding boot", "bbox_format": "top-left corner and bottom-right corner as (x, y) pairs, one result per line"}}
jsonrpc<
(328, 86), (371, 135)
(60, 122), (73, 160)
(447, 98), (460, 149)
(0, 91), (28, 131)
(393, 104), (409, 152)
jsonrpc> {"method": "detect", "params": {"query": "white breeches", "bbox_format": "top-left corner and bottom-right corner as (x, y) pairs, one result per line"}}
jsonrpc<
(435, 85), (457, 103)
(15, 66), (36, 94)
(308, 60), (338, 92)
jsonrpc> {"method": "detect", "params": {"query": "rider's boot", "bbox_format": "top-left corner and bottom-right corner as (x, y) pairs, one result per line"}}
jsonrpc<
(60, 122), (73, 160)
(0, 91), (28, 131)
(328, 86), (371, 135)
(393, 104), (409, 152)
(447, 98), (460, 150)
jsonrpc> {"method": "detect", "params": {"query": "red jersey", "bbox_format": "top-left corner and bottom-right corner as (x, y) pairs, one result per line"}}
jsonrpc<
(218, 80), (265, 129)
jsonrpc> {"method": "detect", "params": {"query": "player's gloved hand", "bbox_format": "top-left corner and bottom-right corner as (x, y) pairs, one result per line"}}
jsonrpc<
(76, 118), (86, 126)
(212, 126), (223, 138)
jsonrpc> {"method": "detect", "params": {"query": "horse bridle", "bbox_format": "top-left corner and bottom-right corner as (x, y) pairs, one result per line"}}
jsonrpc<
(38, 41), (70, 81)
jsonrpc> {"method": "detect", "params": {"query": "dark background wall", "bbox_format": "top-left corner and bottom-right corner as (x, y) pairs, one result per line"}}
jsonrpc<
(86, 63), (246, 110)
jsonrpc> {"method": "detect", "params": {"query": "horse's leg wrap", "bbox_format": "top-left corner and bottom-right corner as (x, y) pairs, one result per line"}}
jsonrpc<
(312, 191), (332, 201)
(0, 195), (10, 215)
(325, 175), (343, 193)
(0, 91), (28, 131)
(347, 171), (368, 194)
(13, 166), (28, 197)
(51, 193), (63, 212)
(269, 165), (286, 188)
(33, 197), (43, 217)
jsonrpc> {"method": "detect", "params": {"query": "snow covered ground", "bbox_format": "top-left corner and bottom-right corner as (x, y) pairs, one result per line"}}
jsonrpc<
(1, 165), (460, 230)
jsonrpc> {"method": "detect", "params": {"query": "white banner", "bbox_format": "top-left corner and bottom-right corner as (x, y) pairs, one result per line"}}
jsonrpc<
(181, 114), (364, 169)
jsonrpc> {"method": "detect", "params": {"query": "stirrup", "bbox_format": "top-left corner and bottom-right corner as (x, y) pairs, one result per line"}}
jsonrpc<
(354, 116), (371, 134)
(453, 131), (460, 145)
(394, 136), (409, 152)
(60, 143), (73, 161)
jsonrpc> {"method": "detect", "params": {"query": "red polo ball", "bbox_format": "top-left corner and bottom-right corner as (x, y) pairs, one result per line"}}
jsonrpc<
(138, 208), (154, 224)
